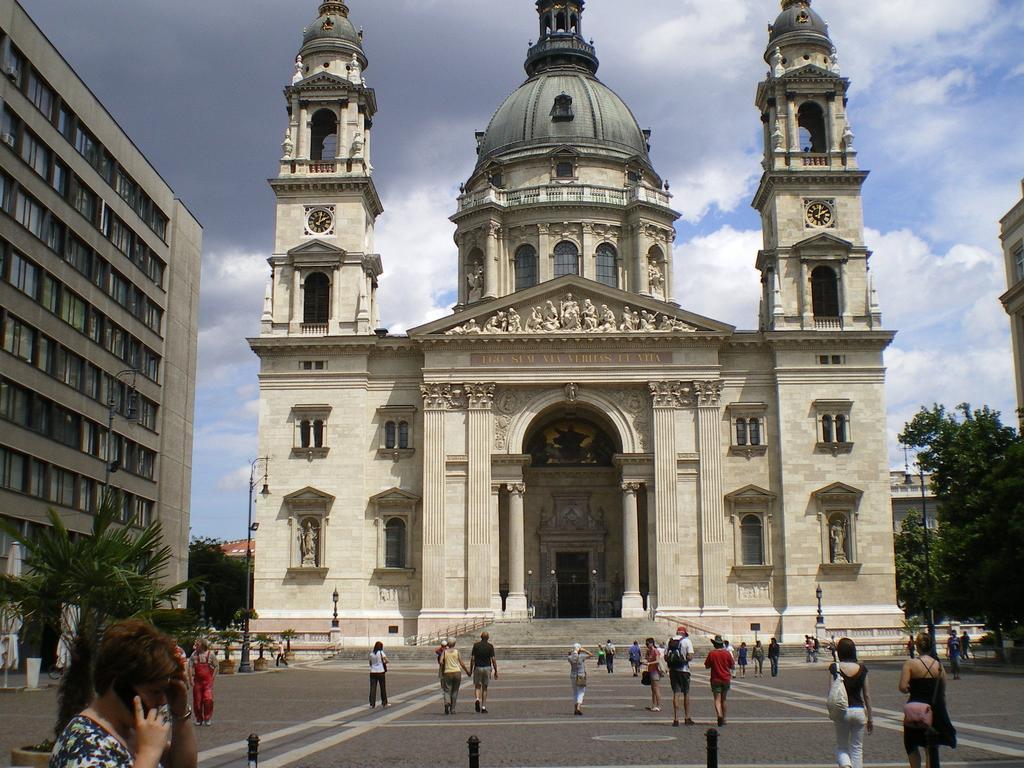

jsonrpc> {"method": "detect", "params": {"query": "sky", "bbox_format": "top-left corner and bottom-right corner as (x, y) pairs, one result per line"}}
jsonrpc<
(19, 0), (1024, 542)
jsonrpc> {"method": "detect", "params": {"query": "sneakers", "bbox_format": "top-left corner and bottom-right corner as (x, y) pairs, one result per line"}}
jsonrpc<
(475, 700), (481, 713)
(685, 718), (696, 726)
(481, 707), (488, 714)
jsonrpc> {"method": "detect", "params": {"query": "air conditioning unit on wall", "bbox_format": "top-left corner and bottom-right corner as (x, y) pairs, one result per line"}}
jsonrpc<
(1, 132), (15, 148)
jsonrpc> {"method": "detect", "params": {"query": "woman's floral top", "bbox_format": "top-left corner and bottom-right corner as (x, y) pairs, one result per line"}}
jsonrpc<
(50, 715), (132, 768)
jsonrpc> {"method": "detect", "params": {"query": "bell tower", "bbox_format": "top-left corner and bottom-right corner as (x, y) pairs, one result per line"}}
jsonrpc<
(262, 1), (383, 338)
(752, 0), (881, 332)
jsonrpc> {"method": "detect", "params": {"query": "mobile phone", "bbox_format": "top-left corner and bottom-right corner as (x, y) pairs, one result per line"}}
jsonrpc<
(113, 678), (149, 717)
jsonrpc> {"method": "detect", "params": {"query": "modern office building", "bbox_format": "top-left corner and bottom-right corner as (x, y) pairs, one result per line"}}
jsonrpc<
(250, 0), (903, 643)
(1000, 180), (1024, 427)
(0, 0), (202, 585)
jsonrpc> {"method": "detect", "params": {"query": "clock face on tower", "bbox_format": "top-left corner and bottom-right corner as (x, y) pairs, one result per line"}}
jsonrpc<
(805, 200), (835, 228)
(305, 206), (335, 236)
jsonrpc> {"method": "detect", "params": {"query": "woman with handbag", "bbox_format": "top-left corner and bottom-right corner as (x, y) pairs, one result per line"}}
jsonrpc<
(899, 632), (956, 768)
(568, 644), (592, 716)
(643, 637), (662, 712)
(827, 638), (873, 768)
(368, 641), (389, 709)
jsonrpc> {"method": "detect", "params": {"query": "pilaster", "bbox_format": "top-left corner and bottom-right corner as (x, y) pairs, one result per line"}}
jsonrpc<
(420, 384), (454, 611)
(465, 383), (496, 612)
(695, 379), (728, 610)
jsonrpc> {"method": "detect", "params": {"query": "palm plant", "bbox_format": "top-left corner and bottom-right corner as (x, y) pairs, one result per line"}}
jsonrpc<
(0, 492), (191, 739)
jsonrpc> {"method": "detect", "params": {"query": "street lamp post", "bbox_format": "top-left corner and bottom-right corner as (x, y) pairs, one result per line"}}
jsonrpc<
(104, 369), (140, 501)
(815, 584), (825, 642)
(239, 457), (269, 674)
(919, 463), (937, 652)
(199, 587), (207, 628)
(331, 588), (339, 628)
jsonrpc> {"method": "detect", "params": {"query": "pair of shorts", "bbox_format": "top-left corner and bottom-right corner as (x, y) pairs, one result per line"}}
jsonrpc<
(647, 668), (661, 682)
(669, 670), (690, 694)
(473, 668), (491, 688)
(710, 681), (731, 695)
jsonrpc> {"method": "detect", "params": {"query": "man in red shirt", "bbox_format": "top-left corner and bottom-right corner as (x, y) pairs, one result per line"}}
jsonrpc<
(704, 635), (735, 727)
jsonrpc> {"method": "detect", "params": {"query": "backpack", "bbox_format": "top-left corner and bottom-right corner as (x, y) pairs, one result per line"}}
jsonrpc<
(666, 646), (685, 669)
(826, 667), (849, 723)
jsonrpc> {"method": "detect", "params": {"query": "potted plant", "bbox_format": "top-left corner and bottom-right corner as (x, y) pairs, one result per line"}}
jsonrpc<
(0, 494), (192, 766)
(217, 629), (241, 674)
(281, 628), (298, 662)
(253, 634), (273, 671)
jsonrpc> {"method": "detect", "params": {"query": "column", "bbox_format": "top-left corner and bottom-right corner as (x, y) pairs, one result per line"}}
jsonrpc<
(484, 225), (499, 299)
(466, 384), (495, 613)
(537, 224), (551, 283)
(800, 260), (811, 328)
(297, 104), (309, 160)
(490, 484), (502, 613)
(695, 380), (728, 610)
(635, 226), (651, 294)
(649, 382), (683, 610)
(620, 482), (644, 617)
(581, 223), (595, 281)
(839, 259), (852, 327)
(506, 483), (527, 613)
(292, 266), (302, 326)
(665, 235), (676, 303)
(786, 92), (799, 152)
(826, 93), (839, 153)
(420, 385), (449, 612)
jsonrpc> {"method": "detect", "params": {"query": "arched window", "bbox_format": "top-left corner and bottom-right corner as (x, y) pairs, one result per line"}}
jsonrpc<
(822, 414), (834, 444)
(385, 518), (406, 568)
(312, 419), (324, 449)
(554, 241), (579, 277)
(835, 414), (848, 443)
(299, 419), (311, 448)
(810, 266), (839, 318)
(384, 421), (397, 449)
(555, 10), (567, 31)
(736, 418), (748, 446)
(310, 109), (338, 162)
(741, 515), (765, 566)
(398, 421), (410, 449)
(749, 418), (762, 447)
(303, 272), (330, 324)
(595, 243), (618, 288)
(515, 245), (538, 291)
(797, 102), (827, 153)
(570, 13), (579, 33)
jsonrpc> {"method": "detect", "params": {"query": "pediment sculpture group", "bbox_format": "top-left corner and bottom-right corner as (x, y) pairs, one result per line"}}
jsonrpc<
(445, 293), (697, 336)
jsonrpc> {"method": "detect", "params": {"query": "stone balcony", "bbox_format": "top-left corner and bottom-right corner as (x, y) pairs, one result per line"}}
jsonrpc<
(456, 183), (672, 214)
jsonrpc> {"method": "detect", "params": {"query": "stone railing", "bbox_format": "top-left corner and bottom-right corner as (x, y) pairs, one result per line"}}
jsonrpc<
(457, 183), (671, 213)
(280, 159), (341, 176)
(301, 323), (329, 336)
(814, 317), (843, 330)
(802, 154), (830, 167)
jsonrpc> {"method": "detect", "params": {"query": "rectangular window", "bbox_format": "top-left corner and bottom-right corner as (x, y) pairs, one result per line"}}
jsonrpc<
(140, 398), (158, 430)
(14, 190), (44, 237)
(57, 104), (75, 141)
(84, 364), (102, 400)
(2, 314), (35, 362)
(81, 418), (99, 456)
(0, 379), (30, 425)
(78, 476), (96, 513)
(51, 405), (80, 448)
(2, 41), (25, 87)
(20, 130), (51, 179)
(109, 270), (129, 307)
(143, 349), (160, 382)
(29, 459), (47, 498)
(1, 105), (19, 150)
(40, 274), (60, 314)
(65, 235), (92, 276)
(44, 216), (65, 254)
(0, 446), (27, 493)
(49, 467), (76, 508)
(108, 214), (132, 255)
(9, 250), (40, 298)
(36, 334), (55, 374)
(71, 179), (98, 223)
(51, 159), (69, 197)
(1015, 243), (1024, 282)
(26, 70), (55, 120)
(86, 308), (103, 343)
(74, 124), (99, 167)
(60, 290), (87, 333)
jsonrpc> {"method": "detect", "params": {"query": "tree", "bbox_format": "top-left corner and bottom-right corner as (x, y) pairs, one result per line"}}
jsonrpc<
(900, 404), (1023, 638)
(0, 493), (190, 739)
(893, 513), (935, 619)
(187, 538), (247, 630)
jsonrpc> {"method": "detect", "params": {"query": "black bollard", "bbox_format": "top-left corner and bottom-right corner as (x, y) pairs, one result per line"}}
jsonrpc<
(705, 728), (719, 768)
(467, 735), (481, 768)
(247, 733), (260, 768)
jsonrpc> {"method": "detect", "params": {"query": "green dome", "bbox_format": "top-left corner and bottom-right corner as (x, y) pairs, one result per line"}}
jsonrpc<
(477, 70), (650, 169)
(301, 2), (364, 61)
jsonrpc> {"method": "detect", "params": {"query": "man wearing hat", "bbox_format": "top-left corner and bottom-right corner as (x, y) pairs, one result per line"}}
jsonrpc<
(704, 635), (735, 727)
(666, 626), (695, 726)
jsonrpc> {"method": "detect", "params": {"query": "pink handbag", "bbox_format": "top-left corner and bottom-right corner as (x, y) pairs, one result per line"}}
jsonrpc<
(902, 701), (933, 729)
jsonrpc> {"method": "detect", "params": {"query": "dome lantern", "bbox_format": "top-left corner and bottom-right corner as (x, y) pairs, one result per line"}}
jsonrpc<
(526, 0), (599, 77)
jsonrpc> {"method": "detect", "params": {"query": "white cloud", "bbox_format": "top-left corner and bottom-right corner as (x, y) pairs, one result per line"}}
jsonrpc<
(196, 250), (267, 385)
(216, 464), (252, 493)
(675, 226), (763, 326)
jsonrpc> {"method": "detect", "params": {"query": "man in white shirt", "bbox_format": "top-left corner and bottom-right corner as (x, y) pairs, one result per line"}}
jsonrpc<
(666, 627), (695, 726)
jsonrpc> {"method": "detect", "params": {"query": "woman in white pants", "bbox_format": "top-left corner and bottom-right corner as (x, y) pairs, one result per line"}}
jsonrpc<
(828, 637), (874, 768)
(568, 644), (592, 716)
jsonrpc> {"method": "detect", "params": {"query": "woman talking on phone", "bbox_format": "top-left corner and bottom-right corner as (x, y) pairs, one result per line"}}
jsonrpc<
(50, 619), (197, 768)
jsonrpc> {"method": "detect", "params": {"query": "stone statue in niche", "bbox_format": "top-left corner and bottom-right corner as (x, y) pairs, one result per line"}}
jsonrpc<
(648, 263), (665, 297)
(292, 55), (304, 85)
(300, 519), (319, 567)
(466, 264), (484, 302)
(830, 518), (849, 564)
(281, 129), (294, 160)
(347, 53), (362, 84)
(770, 46), (784, 78)
(350, 132), (364, 158)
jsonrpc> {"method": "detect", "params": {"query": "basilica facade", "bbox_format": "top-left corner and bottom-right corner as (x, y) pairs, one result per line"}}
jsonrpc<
(249, 0), (903, 643)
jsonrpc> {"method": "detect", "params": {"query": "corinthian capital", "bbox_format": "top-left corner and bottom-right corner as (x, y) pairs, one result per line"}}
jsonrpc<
(694, 380), (724, 407)
(421, 383), (467, 410)
(621, 481), (643, 493)
(648, 381), (695, 409)
(464, 382), (496, 409)
(506, 482), (526, 496)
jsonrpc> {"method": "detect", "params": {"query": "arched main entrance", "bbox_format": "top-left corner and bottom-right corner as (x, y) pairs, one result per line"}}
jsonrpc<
(499, 404), (649, 618)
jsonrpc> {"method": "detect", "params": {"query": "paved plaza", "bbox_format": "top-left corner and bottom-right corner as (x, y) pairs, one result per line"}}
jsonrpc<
(3, 658), (1023, 767)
